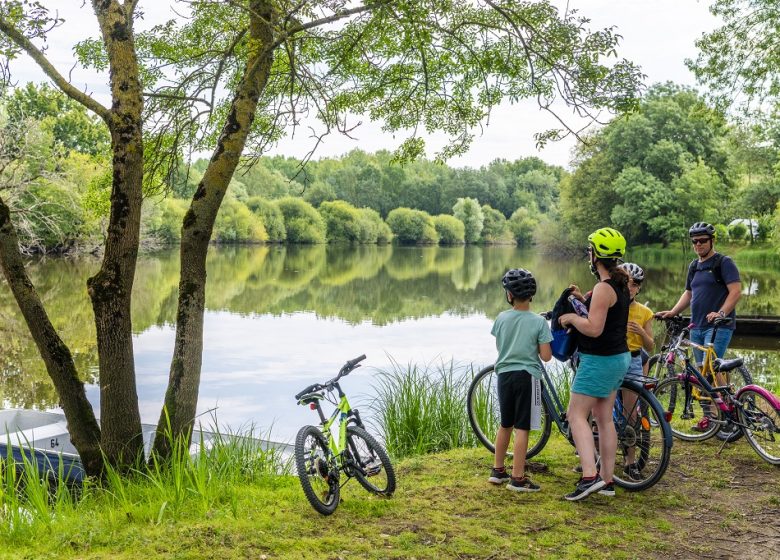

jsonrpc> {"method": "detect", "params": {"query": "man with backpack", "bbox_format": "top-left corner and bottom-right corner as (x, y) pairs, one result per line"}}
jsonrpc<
(657, 222), (742, 366)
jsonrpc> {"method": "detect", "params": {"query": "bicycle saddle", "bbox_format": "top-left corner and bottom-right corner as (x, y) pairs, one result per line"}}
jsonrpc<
(712, 357), (744, 372)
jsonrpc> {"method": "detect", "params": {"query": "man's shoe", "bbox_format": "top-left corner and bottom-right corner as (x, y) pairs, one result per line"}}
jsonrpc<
(598, 481), (615, 496)
(488, 468), (511, 484)
(507, 476), (541, 493)
(564, 475), (605, 501)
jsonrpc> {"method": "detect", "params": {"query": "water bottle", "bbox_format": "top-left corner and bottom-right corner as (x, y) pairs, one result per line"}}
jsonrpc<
(568, 294), (589, 317)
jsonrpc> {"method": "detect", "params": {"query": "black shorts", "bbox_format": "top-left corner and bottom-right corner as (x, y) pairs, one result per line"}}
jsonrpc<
(497, 370), (533, 430)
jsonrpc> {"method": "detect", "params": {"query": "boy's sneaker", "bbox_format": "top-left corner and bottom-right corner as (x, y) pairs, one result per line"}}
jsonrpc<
(507, 476), (541, 493)
(564, 475), (605, 501)
(488, 468), (511, 484)
(598, 481), (615, 496)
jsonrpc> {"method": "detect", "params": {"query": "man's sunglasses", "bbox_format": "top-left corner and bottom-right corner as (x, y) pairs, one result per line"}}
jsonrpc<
(691, 238), (711, 245)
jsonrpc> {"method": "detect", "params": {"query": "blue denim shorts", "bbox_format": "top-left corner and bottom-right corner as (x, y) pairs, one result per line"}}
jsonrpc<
(572, 352), (631, 398)
(690, 326), (734, 365)
(627, 354), (643, 376)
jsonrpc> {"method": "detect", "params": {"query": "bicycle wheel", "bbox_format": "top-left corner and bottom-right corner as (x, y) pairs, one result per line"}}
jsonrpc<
(654, 377), (723, 442)
(647, 353), (664, 379)
(737, 389), (780, 466)
(466, 365), (552, 460)
(345, 425), (396, 495)
(294, 425), (340, 515)
(611, 383), (671, 491)
(716, 364), (754, 443)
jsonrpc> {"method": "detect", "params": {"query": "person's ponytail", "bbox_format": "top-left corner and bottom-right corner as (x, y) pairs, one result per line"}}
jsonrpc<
(601, 258), (629, 292)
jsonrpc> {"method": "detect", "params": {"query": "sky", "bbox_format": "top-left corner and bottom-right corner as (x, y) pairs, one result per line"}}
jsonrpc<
(6, 1), (720, 169)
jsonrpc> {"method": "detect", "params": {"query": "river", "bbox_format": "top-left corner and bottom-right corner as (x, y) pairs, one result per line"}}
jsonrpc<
(1, 245), (778, 442)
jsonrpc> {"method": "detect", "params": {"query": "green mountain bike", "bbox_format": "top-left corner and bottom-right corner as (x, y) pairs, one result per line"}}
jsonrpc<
(294, 355), (396, 515)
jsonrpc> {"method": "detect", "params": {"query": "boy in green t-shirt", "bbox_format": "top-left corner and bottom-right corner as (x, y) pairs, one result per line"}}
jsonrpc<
(488, 268), (553, 492)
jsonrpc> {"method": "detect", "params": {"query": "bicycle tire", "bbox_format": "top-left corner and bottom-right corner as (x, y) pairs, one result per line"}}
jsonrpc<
(294, 425), (340, 515)
(654, 377), (723, 442)
(345, 425), (396, 495)
(715, 364), (754, 443)
(737, 389), (780, 466)
(611, 382), (672, 491)
(466, 364), (552, 460)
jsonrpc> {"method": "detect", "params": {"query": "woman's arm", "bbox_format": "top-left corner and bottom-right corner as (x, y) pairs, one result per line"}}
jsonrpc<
(560, 282), (616, 338)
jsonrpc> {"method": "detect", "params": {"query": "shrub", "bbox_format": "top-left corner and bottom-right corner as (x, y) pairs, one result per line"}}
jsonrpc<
(357, 207), (393, 244)
(452, 197), (484, 243)
(433, 214), (465, 245)
(728, 222), (748, 241)
(713, 223), (729, 241)
(276, 196), (326, 243)
(319, 200), (362, 243)
(386, 207), (439, 244)
(508, 206), (539, 247)
(214, 197), (267, 243)
(480, 204), (507, 242)
(246, 196), (286, 242)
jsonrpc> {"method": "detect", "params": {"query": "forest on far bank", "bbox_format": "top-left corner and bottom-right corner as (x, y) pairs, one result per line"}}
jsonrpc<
(2, 82), (779, 254)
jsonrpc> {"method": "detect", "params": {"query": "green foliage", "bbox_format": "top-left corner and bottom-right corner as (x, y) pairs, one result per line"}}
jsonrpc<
(386, 207), (439, 245)
(479, 205), (507, 242)
(246, 196), (286, 242)
(5, 83), (109, 156)
(561, 84), (731, 246)
(714, 223), (729, 240)
(318, 200), (362, 244)
(213, 197), (267, 243)
(275, 196), (326, 244)
(728, 221), (749, 241)
(452, 197), (484, 243)
(356, 207), (393, 244)
(508, 207), (540, 248)
(145, 198), (189, 243)
(432, 214), (465, 245)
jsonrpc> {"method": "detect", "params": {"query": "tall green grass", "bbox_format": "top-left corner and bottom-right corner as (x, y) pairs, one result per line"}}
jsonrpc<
(0, 424), (290, 540)
(368, 358), (480, 459)
(369, 358), (577, 459)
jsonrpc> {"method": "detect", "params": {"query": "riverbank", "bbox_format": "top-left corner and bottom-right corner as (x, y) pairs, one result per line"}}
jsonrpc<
(2, 435), (777, 559)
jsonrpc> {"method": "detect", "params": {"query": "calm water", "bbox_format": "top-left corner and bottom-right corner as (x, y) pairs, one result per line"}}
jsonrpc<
(1, 245), (778, 442)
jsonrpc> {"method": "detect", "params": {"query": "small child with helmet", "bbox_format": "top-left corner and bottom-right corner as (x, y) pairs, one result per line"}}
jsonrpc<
(619, 262), (655, 376)
(488, 268), (553, 493)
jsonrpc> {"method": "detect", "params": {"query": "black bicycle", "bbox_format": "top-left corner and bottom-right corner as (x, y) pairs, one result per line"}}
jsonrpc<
(467, 358), (673, 491)
(294, 355), (396, 515)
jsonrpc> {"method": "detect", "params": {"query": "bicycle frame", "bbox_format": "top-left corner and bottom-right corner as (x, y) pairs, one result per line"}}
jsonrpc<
(538, 362), (672, 448)
(318, 392), (352, 456)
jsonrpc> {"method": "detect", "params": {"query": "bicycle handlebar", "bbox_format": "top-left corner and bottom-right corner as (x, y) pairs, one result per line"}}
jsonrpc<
(294, 354), (367, 401)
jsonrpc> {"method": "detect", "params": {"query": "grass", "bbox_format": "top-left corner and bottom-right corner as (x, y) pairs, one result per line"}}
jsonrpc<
(0, 425), (290, 544)
(1, 436), (777, 559)
(367, 358), (481, 458)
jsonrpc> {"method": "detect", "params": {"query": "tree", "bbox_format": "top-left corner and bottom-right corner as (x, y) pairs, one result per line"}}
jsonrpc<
(560, 84), (731, 246)
(0, 0), (642, 473)
(452, 197), (484, 243)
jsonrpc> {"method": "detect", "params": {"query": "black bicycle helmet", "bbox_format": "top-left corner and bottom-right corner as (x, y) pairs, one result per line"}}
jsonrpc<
(619, 262), (645, 282)
(501, 268), (537, 299)
(689, 222), (715, 238)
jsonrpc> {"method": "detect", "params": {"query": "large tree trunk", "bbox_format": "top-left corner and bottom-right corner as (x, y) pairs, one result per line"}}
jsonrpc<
(153, 1), (275, 458)
(85, 0), (145, 467)
(0, 200), (103, 474)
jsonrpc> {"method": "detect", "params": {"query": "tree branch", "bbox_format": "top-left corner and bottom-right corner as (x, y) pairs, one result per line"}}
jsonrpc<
(0, 16), (111, 122)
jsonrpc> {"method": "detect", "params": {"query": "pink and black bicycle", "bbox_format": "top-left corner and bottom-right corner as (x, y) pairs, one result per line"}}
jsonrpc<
(653, 318), (780, 465)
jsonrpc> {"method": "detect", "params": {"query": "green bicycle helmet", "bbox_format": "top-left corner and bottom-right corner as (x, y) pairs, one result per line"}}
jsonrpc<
(588, 227), (626, 259)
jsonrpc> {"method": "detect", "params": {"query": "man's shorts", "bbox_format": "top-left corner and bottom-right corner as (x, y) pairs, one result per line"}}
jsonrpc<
(571, 352), (631, 398)
(497, 370), (533, 430)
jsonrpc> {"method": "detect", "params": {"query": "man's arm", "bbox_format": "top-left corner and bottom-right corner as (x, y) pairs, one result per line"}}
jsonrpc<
(657, 290), (692, 318)
(705, 281), (741, 323)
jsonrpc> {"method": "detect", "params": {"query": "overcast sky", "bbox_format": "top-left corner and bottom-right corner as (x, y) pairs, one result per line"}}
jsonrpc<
(8, 1), (720, 169)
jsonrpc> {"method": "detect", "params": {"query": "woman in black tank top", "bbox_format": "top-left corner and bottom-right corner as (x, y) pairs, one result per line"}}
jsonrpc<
(557, 227), (631, 501)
